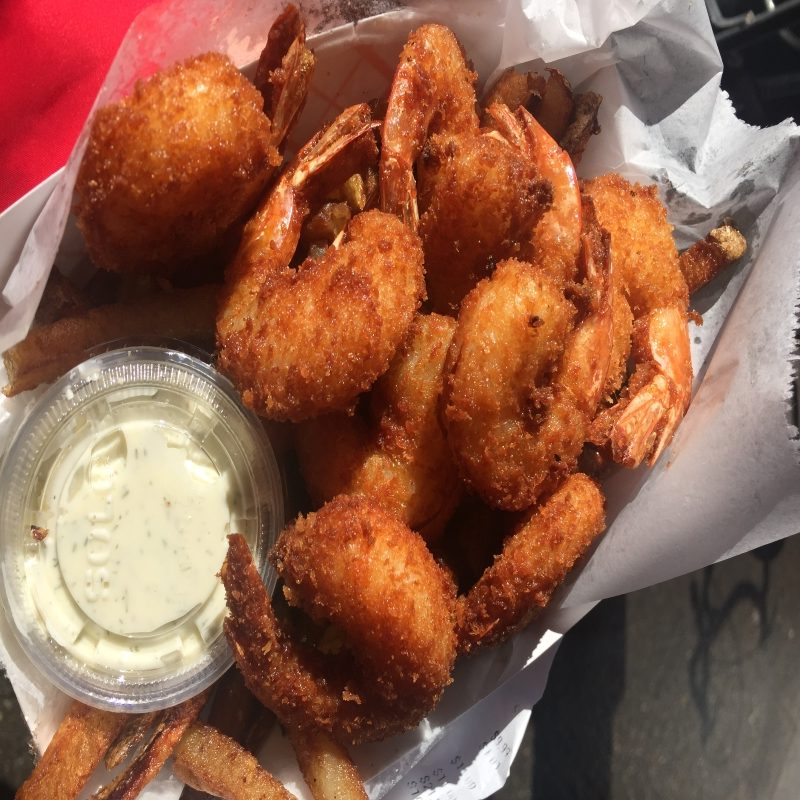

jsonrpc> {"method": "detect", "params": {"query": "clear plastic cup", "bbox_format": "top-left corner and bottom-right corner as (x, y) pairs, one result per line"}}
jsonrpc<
(0, 345), (283, 711)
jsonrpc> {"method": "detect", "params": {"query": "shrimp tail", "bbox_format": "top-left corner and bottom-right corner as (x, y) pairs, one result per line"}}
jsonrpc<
(254, 3), (316, 150)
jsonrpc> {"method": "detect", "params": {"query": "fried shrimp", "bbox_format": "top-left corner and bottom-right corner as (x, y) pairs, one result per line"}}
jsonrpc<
(294, 313), (462, 542)
(486, 103), (582, 283)
(216, 103), (426, 421)
(417, 124), (552, 315)
(76, 3), (315, 278)
(380, 23), (479, 228)
(222, 497), (457, 745)
(442, 199), (613, 511)
(458, 473), (605, 653)
(381, 25), (553, 314)
(585, 173), (692, 467)
(254, 3), (315, 152)
(75, 53), (278, 275)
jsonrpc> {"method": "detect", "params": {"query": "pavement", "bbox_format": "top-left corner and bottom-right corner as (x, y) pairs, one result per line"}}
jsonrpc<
(0, 667), (33, 799)
(495, 535), (800, 800)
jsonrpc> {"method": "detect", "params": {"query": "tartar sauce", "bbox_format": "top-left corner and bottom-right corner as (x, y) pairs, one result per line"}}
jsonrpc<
(27, 417), (234, 672)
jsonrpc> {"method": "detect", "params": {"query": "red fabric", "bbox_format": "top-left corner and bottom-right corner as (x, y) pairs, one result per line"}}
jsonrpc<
(0, 0), (155, 212)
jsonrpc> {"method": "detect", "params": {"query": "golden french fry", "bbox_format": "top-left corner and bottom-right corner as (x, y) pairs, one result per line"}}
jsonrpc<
(679, 222), (747, 294)
(33, 271), (93, 327)
(533, 68), (574, 142)
(558, 91), (602, 164)
(104, 712), (162, 770)
(288, 726), (368, 800)
(482, 67), (545, 117)
(92, 690), (209, 800)
(16, 701), (130, 800)
(3, 284), (218, 397)
(174, 722), (296, 800)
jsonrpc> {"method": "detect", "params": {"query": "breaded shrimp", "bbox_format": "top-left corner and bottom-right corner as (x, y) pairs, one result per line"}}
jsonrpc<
(295, 313), (462, 542)
(380, 24), (479, 228)
(585, 173), (692, 467)
(75, 53), (280, 275)
(216, 104), (426, 421)
(381, 25), (554, 315)
(254, 3), (315, 151)
(458, 473), (606, 653)
(486, 103), (582, 284)
(75, 8), (314, 276)
(417, 127), (552, 314)
(442, 198), (613, 511)
(222, 497), (457, 745)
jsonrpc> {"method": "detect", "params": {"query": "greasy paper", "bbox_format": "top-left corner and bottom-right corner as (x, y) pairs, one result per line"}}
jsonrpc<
(0, 0), (798, 798)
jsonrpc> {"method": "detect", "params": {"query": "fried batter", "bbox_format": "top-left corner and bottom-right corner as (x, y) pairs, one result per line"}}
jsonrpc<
(217, 105), (425, 421)
(75, 53), (280, 275)
(458, 473), (606, 653)
(295, 314), (461, 542)
(222, 497), (457, 744)
(442, 201), (613, 511)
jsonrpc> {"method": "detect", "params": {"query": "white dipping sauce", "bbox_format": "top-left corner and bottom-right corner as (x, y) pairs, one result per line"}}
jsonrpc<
(0, 347), (281, 710)
(29, 415), (234, 671)
(54, 420), (230, 635)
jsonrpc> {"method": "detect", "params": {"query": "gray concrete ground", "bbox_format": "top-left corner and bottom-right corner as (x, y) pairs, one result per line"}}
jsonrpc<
(0, 668), (34, 798)
(496, 535), (800, 800)
(4, 533), (799, 798)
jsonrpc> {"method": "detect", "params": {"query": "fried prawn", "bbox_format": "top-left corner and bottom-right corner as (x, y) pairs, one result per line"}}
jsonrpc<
(294, 313), (462, 542)
(222, 497), (457, 744)
(585, 173), (692, 466)
(458, 473), (605, 653)
(417, 129), (552, 314)
(442, 199), (613, 511)
(217, 104), (425, 421)
(75, 53), (280, 275)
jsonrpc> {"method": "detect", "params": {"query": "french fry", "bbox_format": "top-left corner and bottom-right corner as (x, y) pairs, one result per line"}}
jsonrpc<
(3, 284), (219, 397)
(558, 90), (602, 164)
(92, 690), (209, 800)
(104, 712), (163, 771)
(173, 722), (296, 800)
(482, 66), (601, 164)
(679, 222), (747, 294)
(16, 701), (130, 800)
(482, 67), (545, 119)
(179, 669), (275, 800)
(532, 68), (574, 142)
(288, 726), (368, 800)
(33, 271), (93, 327)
